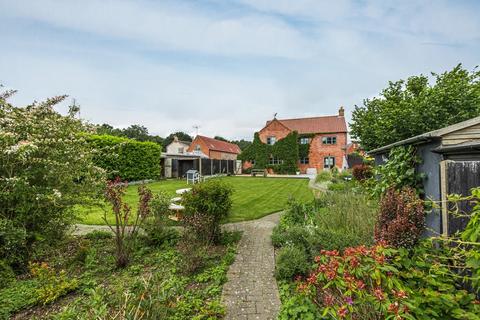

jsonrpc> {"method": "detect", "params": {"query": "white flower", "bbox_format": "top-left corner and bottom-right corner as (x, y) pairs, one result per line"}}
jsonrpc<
(53, 189), (62, 198)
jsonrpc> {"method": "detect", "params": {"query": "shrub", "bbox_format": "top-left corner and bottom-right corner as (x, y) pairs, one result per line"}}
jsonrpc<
(30, 262), (78, 305)
(314, 192), (377, 246)
(327, 182), (346, 192)
(298, 240), (480, 320)
(103, 179), (153, 267)
(279, 200), (315, 227)
(278, 283), (321, 320)
(275, 246), (310, 280)
(0, 260), (15, 287)
(315, 171), (332, 183)
(352, 164), (372, 181)
(0, 219), (28, 271)
(182, 179), (233, 244)
(88, 134), (161, 181)
(84, 230), (113, 240)
(309, 229), (362, 253)
(375, 187), (425, 248)
(0, 92), (105, 270)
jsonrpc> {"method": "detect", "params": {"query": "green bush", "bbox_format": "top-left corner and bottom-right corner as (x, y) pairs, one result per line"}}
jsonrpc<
(84, 230), (113, 240)
(315, 171), (332, 183)
(279, 200), (315, 227)
(271, 225), (311, 250)
(0, 260), (15, 287)
(182, 179), (233, 244)
(88, 134), (161, 181)
(1, 93), (106, 271)
(30, 262), (78, 305)
(275, 246), (309, 280)
(0, 219), (28, 271)
(327, 182), (346, 191)
(309, 229), (362, 253)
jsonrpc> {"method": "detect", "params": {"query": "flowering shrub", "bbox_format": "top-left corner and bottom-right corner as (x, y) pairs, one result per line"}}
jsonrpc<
(375, 187), (424, 248)
(352, 164), (372, 182)
(296, 241), (480, 320)
(298, 243), (412, 320)
(0, 89), (105, 270)
(30, 262), (78, 305)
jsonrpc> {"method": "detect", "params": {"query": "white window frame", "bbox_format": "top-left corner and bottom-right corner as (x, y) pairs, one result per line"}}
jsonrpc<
(300, 157), (309, 164)
(324, 156), (335, 169)
(322, 136), (337, 145)
(299, 137), (310, 145)
(267, 136), (276, 145)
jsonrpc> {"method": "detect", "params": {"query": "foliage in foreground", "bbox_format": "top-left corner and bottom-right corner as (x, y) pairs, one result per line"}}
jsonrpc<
(182, 179), (234, 244)
(375, 187), (425, 248)
(278, 187), (480, 320)
(273, 187), (377, 281)
(350, 64), (480, 151)
(0, 231), (240, 319)
(0, 89), (105, 272)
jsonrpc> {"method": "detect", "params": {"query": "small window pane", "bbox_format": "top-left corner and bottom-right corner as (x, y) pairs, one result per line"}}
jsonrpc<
(299, 137), (310, 144)
(267, 136), (276, 145)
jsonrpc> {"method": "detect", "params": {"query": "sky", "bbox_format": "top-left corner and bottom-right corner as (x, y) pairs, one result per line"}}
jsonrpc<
(1, 0), (479, 140)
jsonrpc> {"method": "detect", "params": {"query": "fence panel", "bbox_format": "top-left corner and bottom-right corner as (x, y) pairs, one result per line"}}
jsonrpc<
(445, 161), (480, 234)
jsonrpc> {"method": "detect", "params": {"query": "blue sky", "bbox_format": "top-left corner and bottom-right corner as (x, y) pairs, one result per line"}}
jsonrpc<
(1, 0), (479, 140)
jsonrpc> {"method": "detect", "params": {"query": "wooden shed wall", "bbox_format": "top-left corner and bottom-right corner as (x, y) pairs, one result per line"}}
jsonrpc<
(442, 123), (480, 145)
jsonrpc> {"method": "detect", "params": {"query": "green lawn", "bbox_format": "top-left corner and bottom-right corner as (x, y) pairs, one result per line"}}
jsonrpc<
(76, 177), (313, 224)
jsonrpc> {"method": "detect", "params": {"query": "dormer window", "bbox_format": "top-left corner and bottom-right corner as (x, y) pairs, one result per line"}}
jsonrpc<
(267, 136), (276, 145)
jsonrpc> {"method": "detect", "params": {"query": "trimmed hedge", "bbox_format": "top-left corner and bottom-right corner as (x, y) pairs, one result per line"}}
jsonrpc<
(88, 134), (161, 181)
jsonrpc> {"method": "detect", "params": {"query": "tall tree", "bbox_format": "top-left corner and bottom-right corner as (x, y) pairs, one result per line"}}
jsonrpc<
(350, 64), (480, 151)
(231, 139), (252, 150)
(162, 132), (193, 150)
(214, 135), (228, 142)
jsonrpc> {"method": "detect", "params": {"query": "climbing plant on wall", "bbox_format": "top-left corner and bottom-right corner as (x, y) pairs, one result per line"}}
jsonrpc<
(240, 132), (300, 174)
(298, 134), (313, 159)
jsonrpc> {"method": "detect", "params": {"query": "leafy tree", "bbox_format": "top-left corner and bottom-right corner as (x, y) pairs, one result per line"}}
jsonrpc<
(350, 64), (480, 151)
(95, 123), (164, 145)
(214, 135), (228, 142)
(231, 139), (252, 150)
(162, 132), (193, 150)
(0, 89), (105, 269)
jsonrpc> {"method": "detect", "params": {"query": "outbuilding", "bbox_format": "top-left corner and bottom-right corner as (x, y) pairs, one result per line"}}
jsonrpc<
(369, 116), (480, 236)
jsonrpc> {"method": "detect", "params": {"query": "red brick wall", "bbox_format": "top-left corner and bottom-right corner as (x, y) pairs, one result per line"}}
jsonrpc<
(210, 150), (237, 160)
(258, 120), (291, 143)
(187, 136), (210, 156)
(302, 133), (347, 173)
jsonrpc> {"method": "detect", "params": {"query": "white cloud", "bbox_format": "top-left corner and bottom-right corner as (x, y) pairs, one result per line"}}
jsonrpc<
(0, 0), (479, 140)
(2, 0), (312, 59)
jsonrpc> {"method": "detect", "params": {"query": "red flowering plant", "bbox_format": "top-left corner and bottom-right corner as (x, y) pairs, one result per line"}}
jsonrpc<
(103, 177), (153, 268)
(297, 242), (413, 320)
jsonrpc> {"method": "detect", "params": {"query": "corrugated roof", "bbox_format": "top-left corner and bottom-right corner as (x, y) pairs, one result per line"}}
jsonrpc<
(266, 116), (347, 134)
(196, 135), (241, 154)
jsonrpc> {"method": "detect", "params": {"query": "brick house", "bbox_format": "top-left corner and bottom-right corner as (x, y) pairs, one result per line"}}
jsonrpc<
(187, 135), (241, 160)
(247, 108), (348, 173)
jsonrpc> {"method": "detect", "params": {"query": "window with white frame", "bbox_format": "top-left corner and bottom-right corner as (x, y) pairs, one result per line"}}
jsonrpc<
(299, 137), (310, 144)
(322, 136), (337, 145)
(269, 157), (283, 165)
(300, 157), (309, 164)
(266, 136), (276, 145)
(324, 156), (335, 169)
(195, 145), (201, 151)
(178, 147), (184, 154)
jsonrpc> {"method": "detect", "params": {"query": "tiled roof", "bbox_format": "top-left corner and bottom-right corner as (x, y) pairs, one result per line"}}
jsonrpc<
(196, 135), (241, 154)
(266, 115), (347, 134)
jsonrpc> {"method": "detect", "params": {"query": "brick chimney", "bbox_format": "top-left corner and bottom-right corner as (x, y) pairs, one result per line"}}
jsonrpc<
(338, 106), (345, 117)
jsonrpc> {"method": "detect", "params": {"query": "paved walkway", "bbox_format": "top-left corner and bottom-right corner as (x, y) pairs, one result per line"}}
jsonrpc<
(221, 213), (281, 320)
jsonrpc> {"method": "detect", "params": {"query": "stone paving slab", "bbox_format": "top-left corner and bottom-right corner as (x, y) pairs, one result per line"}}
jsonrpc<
(222, 213), (281, 320)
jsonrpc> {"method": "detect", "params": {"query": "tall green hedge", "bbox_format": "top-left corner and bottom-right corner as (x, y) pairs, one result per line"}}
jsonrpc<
(88, 135), (161, 181)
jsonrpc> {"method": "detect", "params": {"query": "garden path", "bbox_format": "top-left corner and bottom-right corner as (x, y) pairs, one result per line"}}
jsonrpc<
(221, 212), (281, 320)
